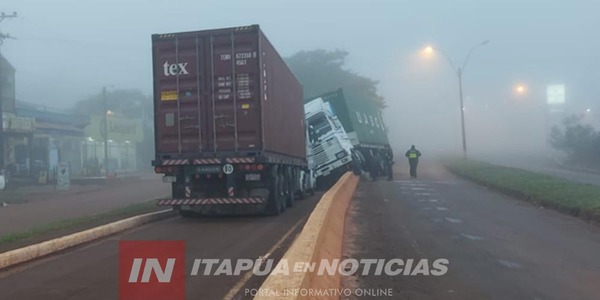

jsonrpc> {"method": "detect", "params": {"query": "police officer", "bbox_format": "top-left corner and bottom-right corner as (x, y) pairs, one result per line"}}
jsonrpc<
(405, 145), (422, 178)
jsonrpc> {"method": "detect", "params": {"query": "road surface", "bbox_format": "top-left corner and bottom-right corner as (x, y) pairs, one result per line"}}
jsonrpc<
(0, 177), (170, 236)
(0, 194), (321, 300)
(344, 160), (600, 300)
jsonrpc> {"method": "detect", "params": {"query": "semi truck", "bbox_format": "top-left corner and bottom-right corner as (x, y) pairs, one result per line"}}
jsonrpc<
(304, 96), (357, 188)
(151, 25), (309, 216)
(306, 89), (393, 181)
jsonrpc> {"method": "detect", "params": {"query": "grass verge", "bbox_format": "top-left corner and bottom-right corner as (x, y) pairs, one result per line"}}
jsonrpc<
(441, 157), (600, 221)
(0, 200), (168, 252)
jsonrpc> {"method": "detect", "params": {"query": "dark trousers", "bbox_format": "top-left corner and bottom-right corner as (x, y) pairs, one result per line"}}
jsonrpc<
(409, 159), (418, 178)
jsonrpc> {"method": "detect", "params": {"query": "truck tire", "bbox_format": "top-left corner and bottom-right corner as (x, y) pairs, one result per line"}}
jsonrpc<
(278, 172), (287, 212)
(285, 167), (295, 207)
(266, 166), (282, 216)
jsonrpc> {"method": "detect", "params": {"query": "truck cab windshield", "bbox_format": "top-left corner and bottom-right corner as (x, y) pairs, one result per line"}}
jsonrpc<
(308, 114), (333, 140)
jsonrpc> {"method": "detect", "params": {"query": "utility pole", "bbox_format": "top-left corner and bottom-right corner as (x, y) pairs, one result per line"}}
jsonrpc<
(424, 40), (489, 159)
(457, 68), (467, 158)
(0, 11), (18, 171)
(103, 86), (109, 178)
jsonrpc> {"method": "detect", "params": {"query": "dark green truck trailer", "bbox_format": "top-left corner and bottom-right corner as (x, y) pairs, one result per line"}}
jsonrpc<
(306, 89), (393, 179)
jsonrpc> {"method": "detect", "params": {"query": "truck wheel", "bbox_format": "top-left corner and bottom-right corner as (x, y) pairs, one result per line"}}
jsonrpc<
(285, 167), (295, 207)
(278, 173), (287, 212)
(266, 167), (282, 216)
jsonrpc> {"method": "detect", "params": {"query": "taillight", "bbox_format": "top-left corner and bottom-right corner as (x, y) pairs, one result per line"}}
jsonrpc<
(155, 167), (163, 173)
(257, 164), (264, 171)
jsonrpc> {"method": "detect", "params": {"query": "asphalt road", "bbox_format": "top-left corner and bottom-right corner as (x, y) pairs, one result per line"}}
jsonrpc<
(0, 194), (321, 300)
(0, 177), (170, 236)
(344, 161), (600, 300)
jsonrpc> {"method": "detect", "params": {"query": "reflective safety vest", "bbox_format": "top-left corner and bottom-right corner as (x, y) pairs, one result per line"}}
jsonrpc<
(409, 153), (418, 159)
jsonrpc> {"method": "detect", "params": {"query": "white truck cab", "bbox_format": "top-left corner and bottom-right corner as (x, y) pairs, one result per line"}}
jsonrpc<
(304, 97), (355, 180)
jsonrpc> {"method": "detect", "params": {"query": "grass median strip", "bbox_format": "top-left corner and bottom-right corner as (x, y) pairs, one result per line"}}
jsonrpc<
(442, 158), (600, 221)
(0, 200), (165, 252)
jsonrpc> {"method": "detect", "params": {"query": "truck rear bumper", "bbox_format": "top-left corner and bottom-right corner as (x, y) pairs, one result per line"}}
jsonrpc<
(157, 197), (266, 206)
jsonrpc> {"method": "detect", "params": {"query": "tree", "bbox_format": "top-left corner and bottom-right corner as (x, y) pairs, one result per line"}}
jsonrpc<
(71, 88), (151, 119)
(286, 50), (386, 109)
(549, 115), (600, 167)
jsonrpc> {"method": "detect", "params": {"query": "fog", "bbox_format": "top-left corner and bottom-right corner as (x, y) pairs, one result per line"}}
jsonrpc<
(2, 0), (599, 158)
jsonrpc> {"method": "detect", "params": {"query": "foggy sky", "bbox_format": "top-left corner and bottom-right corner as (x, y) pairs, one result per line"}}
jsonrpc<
(2, 0), (599, 155)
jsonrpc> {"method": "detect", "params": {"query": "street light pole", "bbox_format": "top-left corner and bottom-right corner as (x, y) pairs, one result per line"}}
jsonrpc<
(0, 12), (18, 171)
(457, 68), (467, 158)
(428, 40), (489, 158)
(103, 86), (109, 178)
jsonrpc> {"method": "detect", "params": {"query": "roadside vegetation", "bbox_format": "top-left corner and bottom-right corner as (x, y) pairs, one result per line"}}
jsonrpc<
(0, 200), (167, 252)
(286, 49), (385, 109)
(442, 158), (600, 221)
(549, 115), (600, 169)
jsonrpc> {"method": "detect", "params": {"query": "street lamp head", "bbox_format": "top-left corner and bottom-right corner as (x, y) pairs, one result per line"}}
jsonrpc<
(421, 45), (435, 58)
(515, 84), (527, 95)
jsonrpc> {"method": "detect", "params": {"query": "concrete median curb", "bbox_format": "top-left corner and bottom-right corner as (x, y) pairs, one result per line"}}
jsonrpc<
(0, 209), (173, 270)
(255, 172), (359, 300)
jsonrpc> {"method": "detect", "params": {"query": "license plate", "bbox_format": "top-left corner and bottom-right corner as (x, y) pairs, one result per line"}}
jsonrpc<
(162, 176), (176, 183)
(245, 173), (261, 181)
(196, 165), (222, 174)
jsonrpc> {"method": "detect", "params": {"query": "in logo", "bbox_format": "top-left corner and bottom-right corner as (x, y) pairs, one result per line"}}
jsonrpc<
(119, 240), (186, 300)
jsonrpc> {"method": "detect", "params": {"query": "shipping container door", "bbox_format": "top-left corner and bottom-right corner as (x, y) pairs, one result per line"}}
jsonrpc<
(209, 30), (262, 152)
(154, 35), (206, 155)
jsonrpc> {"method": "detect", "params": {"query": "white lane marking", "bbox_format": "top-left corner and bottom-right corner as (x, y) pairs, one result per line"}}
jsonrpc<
(410, 187), (427, 190)
(436, 207), (448, 211)
(222, 217), (306, 300)
(445, 217), (462, 223)
(498, 259), (521, 269)
(429, 199), (438, 203)
(416, 192), (433, 196)
(423, 207), (432, 210)
(418, 199), (427, 202)
(461, 233), (483, 241)
(384, 198), (389, 202)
